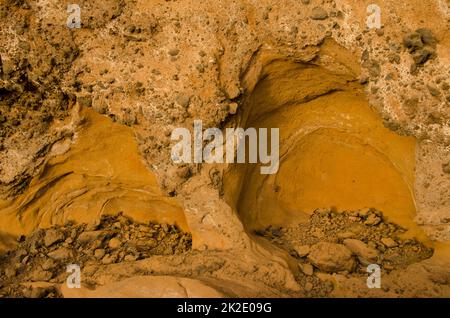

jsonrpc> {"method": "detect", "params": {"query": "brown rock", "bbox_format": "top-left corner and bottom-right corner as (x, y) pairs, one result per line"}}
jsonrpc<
(48, 247), (74, 260)
(228, 102), (238, 115)
(94, 248), (106, 259)
(442, 163), (450, 174)
(77, 231), (104, 245)
(343, 239), (379, 264)
(307, 242), (355, 272)
(108, 238), (121, 249)
(337, 232), (355, 239)
(44, 229), (65, 247)
(300, 263), (314, 276)
(293, 244), (311, 257)
(381, 237), (398, 248)
(364, 213), (381, 226)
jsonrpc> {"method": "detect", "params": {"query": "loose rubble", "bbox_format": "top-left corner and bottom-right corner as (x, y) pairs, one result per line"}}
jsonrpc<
(0, 213), (191, 298)
(256, 208), (434, 296)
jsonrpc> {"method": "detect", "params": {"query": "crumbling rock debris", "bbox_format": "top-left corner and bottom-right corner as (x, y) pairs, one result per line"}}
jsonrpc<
(0, 213), (192, 298)
(257, 208), (434, 294)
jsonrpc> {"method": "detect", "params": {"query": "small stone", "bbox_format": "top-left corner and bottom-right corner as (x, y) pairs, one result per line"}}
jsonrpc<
(337, 232), (355, 239)
(65, 237), (73, 244)
(44, 229), (65, 247)
(228, 102), (238, 115)
(124, 254), (137, 262)
(101, 254), (117, 265)
(94, 248), (106, 259)
(403, 32), (423, 51)
(442, 163), (450, 174)
(293, 244), (310, 257)
(21, 255), (30, 264)
(304, 282), (313, 292)
(77, 231), (104, 245)
(310, 7), (328, 20)
(381, 237), (398, 248)
(108, 238), (121, 250)
(47, 247), (74, 260)
(364, 214), (381, 226)
(300, 263), (314, 276)
(376, 28), (384, 36)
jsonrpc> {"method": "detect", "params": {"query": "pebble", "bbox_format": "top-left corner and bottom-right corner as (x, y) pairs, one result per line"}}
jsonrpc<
(168, 48), (180, 56)
(101, 254), (117, 265)
(47, 247), (74, 260)
(94, 248), (106, 259)
(108, 238), (121, 250)
(337, 232), (355, 239)
(364, 214), (381, 226)
(78, 231), (104, 245)
(300, 263), (314, 276)
(228, 102), (238, 115)
(381, 237), (398, 248)
(124, 254), (137, 262)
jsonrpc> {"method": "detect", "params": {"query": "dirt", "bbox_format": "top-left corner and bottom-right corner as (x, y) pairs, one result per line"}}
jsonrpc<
(0, 0), (449, 298)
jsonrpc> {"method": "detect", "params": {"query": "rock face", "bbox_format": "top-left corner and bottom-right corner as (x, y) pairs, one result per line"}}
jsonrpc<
(307, 242), (355, 273)
(0, 0), (449, 299)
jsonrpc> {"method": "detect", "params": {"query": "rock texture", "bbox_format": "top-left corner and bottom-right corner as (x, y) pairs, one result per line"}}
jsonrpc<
(0, 0), (449, 298)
